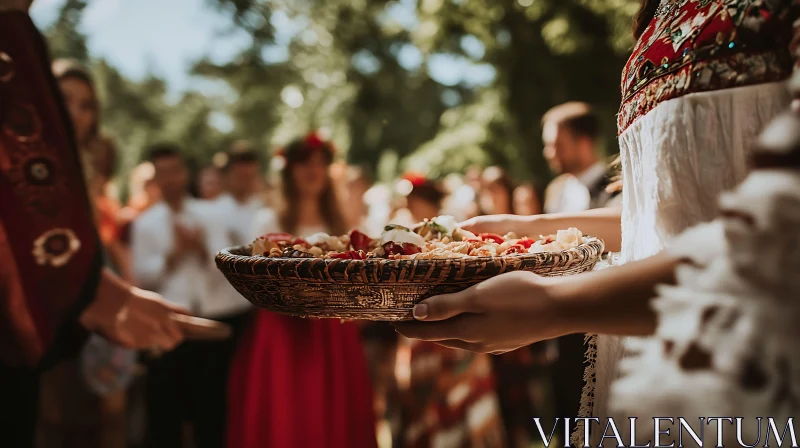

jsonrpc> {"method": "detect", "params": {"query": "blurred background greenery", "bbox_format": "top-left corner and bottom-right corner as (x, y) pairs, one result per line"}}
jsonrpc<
(39, 0), (640, 199)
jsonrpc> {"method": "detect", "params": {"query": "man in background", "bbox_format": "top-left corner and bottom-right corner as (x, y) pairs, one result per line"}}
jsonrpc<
(539, 102), (620, 429)
(214, 142), (264, 246)
(542, 102), (618, 213)
(132, 144), (247, 448)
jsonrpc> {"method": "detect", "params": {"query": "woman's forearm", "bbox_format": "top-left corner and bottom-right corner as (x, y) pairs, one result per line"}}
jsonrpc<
(494, 207), (622, 252)
(550, 251), (678, 336)
(533, 207), (622, 252)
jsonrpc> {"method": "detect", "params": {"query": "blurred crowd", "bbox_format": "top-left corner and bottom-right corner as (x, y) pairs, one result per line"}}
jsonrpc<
(43, 58), (620, 448)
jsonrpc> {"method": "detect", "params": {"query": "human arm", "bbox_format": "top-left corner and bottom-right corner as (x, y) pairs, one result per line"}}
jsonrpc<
(460, 206), (623, 253)
(79, 269), (184, 350)
(394, 251), (677, 354)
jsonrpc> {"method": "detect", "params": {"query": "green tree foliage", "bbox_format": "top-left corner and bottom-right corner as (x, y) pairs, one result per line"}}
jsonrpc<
(202, 0), (639, 185)
(43, 0), (641, 192)
(45, 0), (91, 63)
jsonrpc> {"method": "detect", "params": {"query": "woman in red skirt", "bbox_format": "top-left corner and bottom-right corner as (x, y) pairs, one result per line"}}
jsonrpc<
(227, 132), (377, 448)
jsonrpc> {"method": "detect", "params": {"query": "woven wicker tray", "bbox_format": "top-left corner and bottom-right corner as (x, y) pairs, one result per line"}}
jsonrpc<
(215, 237), (604, 321)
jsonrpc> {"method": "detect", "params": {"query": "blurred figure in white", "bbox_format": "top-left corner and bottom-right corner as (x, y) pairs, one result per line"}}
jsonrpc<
(440, 174), (479, 222)
(131, 144), (247, 448)
(118, 162), (161, 249)
(197, 165), (223, 201)
(363, 184), (394, 236)
(214, 143), (264, 246)
(542, 102), (616, 214)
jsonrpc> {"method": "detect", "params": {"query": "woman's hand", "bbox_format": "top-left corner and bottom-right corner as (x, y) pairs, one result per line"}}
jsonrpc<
(396, 252), (678, 354)
(394, 271), (575, 354)
(79, 268), (228, 351)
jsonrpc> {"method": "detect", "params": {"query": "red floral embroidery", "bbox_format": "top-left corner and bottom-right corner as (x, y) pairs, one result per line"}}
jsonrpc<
(618, 0), (799, 134)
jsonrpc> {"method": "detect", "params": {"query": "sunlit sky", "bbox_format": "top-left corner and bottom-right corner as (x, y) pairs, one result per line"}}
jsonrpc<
(30, 0), (495, 103)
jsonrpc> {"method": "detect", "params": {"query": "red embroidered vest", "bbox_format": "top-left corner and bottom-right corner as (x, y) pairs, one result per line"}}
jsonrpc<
(618, 0), (800, 134)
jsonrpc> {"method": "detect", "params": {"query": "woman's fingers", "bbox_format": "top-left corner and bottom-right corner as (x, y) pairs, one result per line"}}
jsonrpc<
(435, 339), (487, 353)
(394, 314), (480, 342)
(172, 314), (232, 341)
(163, 301), (192, 315)
(413, 287), (479, 322)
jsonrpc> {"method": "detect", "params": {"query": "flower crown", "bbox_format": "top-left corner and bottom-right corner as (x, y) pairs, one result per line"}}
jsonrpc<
(401, 172), (429, 188)
(274, 130), (335, 159)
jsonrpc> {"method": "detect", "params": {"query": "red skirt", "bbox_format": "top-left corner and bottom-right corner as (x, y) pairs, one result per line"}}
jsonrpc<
(227, 311), (378, 448)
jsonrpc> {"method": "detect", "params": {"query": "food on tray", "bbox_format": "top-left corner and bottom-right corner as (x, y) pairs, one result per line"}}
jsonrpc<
(250, 215), (589, 260)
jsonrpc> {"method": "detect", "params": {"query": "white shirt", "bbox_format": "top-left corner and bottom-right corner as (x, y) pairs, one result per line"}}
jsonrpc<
(213, 193), (264, 246)
(131, 198), (251, 318)
(575, 161), (606, 189)
(544, 161), (606, 214)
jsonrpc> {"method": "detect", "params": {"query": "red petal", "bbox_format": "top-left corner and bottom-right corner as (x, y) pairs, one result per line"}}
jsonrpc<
(305, 132), (324, 148)
(502, 244), (526, 255)
(330, 250), (368, 260)
(401, 243), (422, 255)
(479, 233), (505, 244)
(383, 242), (404, 256)
(517, 238), (534, 249)
(350, 230), (372, 252)
(291, 237), (309, 247)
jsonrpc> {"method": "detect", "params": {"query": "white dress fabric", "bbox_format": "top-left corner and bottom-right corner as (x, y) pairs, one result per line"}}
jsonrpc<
(608, 169), (800, 446)
(588, 81), (790, 446)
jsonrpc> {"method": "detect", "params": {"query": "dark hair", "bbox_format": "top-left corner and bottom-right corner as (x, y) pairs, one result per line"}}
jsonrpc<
(408, 181), (445, 209)
(481, 166), (515, 214)
(281, 136), (335, 165)
(52, 58), (100, 144)
(222, 141), (260, 171)
(633, 0), (659, 40)
(91, 135), (118, 180)
(146, 143), (183, 163)
(542, 101), (600, 141)
(278, 136), (346, 236)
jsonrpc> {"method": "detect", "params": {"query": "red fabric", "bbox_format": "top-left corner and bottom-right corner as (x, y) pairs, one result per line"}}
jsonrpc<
(618, 1), (799, 132)
(227, 311), (378, 448)
(0, 12), (102, 367)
